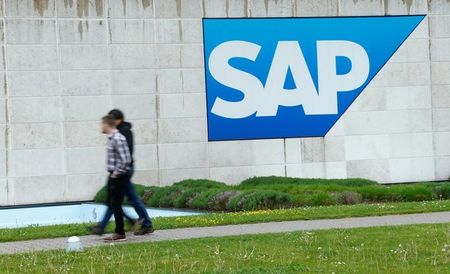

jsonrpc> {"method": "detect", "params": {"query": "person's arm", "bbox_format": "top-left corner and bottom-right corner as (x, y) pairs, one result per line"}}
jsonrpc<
(111, 137), (131, 178)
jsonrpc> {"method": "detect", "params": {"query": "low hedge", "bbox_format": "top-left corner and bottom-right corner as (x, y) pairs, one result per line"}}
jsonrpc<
(240, 176), (378, 187)
(94, 184), (147, 205)
(94, 176), (450, 212)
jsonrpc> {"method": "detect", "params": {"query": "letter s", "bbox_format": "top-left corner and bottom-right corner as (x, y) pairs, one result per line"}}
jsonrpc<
(208, 41), (263, 119)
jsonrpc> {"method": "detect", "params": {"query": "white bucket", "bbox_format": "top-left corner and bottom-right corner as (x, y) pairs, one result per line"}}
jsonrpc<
(66, 236), (83, 252)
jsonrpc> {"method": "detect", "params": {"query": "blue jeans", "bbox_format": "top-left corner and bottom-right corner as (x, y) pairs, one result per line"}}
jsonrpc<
(99, 169), (152, 230)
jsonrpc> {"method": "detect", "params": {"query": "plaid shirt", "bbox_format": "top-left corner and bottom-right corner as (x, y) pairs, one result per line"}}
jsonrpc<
(106, 130), (131, 177)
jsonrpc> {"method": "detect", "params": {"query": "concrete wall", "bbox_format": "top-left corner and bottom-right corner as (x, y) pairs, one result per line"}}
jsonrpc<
(0, 0), (449, 205)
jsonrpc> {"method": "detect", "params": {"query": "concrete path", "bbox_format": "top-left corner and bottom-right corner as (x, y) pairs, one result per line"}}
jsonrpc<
(2, 211), (450, 255)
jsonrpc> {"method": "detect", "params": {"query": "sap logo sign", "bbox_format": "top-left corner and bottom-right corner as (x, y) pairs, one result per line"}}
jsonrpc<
(203, 16), (425, 141)
(209, 40), (369, 118)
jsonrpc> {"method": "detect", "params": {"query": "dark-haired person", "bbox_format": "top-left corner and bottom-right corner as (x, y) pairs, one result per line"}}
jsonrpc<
(92, 109), (154, 236)
(101, 115), (131, 242)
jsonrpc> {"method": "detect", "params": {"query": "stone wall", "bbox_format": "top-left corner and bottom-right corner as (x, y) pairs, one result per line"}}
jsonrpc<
(0, 0), (449, 205)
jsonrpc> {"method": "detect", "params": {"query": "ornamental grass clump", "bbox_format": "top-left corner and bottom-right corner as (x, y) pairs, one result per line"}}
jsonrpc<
(227, 190), (293, 211)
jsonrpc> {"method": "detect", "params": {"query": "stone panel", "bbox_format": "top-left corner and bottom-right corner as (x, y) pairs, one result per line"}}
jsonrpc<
(10, 122), (62, 149)
(109, 19), (154, 43)
(8, 71), (60, 97)
(9, 149), (65, 177)
(7, 45), (58, 70)
(9, 97), (62, 123)
(58, 20), (107, 43)
(10, 176), (66, 205)
(5, 0), (54, 17)
(61, 70), (111, 96)
(6, 19), (56, 44)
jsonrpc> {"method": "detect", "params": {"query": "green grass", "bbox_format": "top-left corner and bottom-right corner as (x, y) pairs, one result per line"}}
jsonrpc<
(2, 200), (450, 243)
(1, 223), (450, 273)
(98, 177), (450, 211)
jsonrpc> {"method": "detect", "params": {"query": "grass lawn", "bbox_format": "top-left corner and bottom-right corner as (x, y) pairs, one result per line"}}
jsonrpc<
(2, 199), (450, 243)
(1, 223), (450, 273)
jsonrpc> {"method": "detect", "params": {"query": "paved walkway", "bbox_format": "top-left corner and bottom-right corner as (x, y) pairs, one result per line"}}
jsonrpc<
(2, 211), (450, 255)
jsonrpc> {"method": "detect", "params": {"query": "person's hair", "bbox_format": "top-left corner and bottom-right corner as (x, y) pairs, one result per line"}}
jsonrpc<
(108, 109), (124, 121)
(102, 115), (116, 127)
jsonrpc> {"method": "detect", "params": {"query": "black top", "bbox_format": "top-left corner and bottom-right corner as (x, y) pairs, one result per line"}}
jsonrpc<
(117, 121), (134, 166)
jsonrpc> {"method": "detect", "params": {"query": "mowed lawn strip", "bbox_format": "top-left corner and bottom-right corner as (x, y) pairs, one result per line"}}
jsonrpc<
(1, 223), (450, 273)
(2, 200), (450, 243)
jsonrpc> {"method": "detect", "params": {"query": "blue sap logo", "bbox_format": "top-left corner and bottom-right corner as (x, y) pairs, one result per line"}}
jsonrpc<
(203, 16), (425, 141)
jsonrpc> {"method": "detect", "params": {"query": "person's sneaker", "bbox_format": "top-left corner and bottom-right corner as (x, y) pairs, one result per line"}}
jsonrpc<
(134, 226), (155, 236)
(103, 233), (127, 242)
(89, 225), (104, 236)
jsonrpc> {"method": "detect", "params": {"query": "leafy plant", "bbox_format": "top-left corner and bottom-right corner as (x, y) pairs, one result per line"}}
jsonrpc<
(94, 177), (450, 212)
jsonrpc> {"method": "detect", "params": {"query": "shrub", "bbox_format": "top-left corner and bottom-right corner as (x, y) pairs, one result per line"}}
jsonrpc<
(308, 192), (337, 206)
(332, 191), (363, 205)
(94, 185), (108, 203)
(207, 190), (241, 211)
(358, 186), (396, 202)
(227, 190), (293, 211)
(395, 185), (434, 201)
(158, 188), (184, 208)
(95, 183), (148, 204)
(359, 185), (434, 202)
(172, 179), (226, 189)
(141, 186), (159, 204)
(190, 189), (224, 210)
(133, 184), (147, 198)
(434, 184), (450, 199)
(173, 187), (207, 208)
(94, 177), (450, 212)
(145, 187), (175, 207)
(240, 176), (378, 187)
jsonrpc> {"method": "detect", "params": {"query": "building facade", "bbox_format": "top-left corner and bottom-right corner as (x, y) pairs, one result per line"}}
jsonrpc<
(0, 0), (449, 205)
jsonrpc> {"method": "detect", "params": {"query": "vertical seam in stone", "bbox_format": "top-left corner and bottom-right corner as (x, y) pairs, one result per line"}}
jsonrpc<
(155, 93), (161, 184)
(292, 0), (296, 17)
(202, 0), (205, 17)
(175, 0), (181, 17)
(108, 3), (113, 44)
(426, 1), (436, 178)
(105, 0), (114, 172)
(226, 0), (229, 17)
(244, 0), (248, 17)
(153, 1), (161, 186)
(337, 0), (341, 16)
(200, 0), (211, 179)
(121, 0), (127, 16)
(283, 139), (287, 177)
(54, 0), (68, 199)
(178, 19), (182, 42)
(322, 137), (326, 168)
(2, 0), (10, 204)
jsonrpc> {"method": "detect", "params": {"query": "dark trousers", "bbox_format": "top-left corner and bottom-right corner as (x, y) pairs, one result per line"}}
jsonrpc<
(106, 174), (129, 235)
(99, 168), (153, 231)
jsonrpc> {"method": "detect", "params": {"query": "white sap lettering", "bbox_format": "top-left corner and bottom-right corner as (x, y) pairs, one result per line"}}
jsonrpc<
(208, 40), (370, 118)
(314, 40), (370, 114)
(208, 40), (263, 119)
(258, 41), (316, 117)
